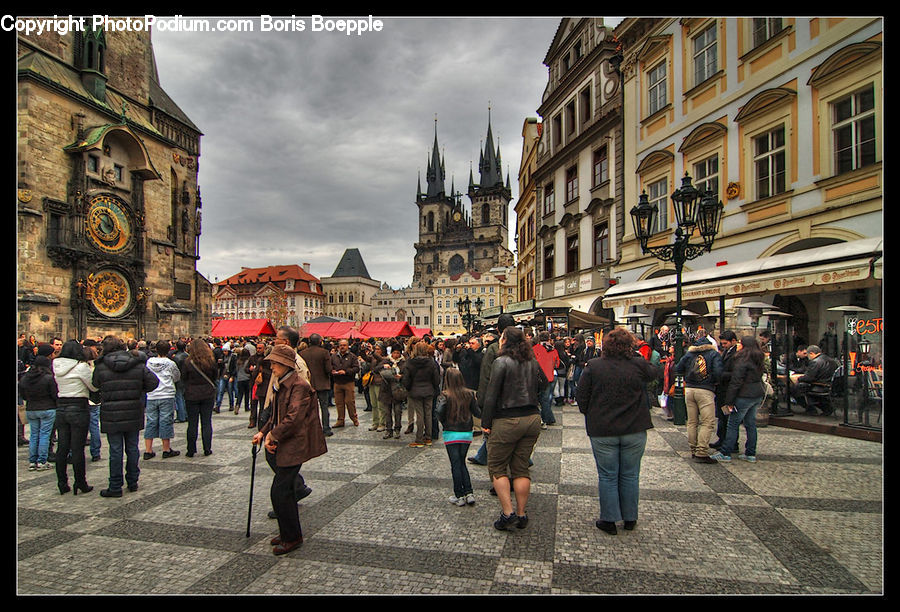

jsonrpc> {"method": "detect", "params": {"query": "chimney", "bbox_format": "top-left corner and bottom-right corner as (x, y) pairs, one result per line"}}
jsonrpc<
(302, 262), (311, 273)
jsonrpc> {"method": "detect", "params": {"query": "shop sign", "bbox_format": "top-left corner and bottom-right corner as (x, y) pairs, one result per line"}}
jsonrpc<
(506, 299), (535, 314)
(579, 274), (592, 292)
(554, 280), (565, 296)
(565, 279), (579, 295)
(848, 317), (883, 335)
(481, 306), (502, 318)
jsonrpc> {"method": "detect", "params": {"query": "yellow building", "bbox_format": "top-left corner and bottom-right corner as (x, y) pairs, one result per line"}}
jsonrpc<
(431, 267), (517, 336)
(606, 18), (882, 357)
(514, 118), (541, 302)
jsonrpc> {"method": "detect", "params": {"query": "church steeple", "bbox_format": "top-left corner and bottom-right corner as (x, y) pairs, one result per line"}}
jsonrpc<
(425, 117), (445, 198)
(479, 106), (503, 189)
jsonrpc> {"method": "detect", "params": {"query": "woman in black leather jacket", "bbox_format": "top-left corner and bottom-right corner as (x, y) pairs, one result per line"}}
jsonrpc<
(481, 326), (548, 531)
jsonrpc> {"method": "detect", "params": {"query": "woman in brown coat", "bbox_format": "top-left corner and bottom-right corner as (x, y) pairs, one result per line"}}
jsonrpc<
(252, 345), (327, 555)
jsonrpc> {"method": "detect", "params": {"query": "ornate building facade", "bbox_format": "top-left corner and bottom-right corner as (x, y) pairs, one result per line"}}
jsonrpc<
(371, 282), (432, 328)
(412, 119), (514, 287)
(213, 263), (324, 329)
(515, 118), (541, 301)
(431, 266), (517, 336)
(17, 26), (211, 341)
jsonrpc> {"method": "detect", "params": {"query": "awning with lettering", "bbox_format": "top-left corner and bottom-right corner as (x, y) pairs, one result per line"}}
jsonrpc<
(602, 237), (882, 311)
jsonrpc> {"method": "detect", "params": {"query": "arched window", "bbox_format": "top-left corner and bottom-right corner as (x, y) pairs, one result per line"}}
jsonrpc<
(427, 211), (434, 232)
(482, 203), (490, 224)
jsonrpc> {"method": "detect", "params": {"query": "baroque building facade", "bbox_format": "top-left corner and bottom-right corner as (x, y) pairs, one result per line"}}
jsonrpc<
(412, 119), (514, 287)
(604, 18), (882, 356)
(17, 26), (211, 341)
(533, 18), (624, 317)
(515, 118), (541, 302)
(371, 282), (432, 328)
(431, 266), (517, 336)
(213, 263), (324, 329)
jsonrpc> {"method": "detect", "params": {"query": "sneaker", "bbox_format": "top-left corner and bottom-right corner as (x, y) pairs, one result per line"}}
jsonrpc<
(737, 454), (757, 463)
(36, 462), (51, 471)
(162, 449), (180, 459)
(376, 426), (385, 432)
(368, 425), (379, 431)
(424, 438), (432, 446)
(540, 422), (548, 430)
(143, 452), (155, 460)
(709, 452), (731, 462)
(28, 463), (37, 471)
(382, 430), (393, 439)
(465, 493), (476, 505)
(448, 495), (460, 505)
(515, 514), (529, 529)
(408, 442), (425, 448)
(493, 512), (519, 531)
(456, 496), (467, 507)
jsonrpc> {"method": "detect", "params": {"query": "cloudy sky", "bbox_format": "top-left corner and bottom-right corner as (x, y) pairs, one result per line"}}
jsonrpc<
(152, 16), (622, 288)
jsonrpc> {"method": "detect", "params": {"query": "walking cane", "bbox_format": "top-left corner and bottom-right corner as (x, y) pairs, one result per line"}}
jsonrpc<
(246, 441), (259, 538)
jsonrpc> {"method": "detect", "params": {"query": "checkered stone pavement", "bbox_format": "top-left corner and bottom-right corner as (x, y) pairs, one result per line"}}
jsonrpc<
(17, 398), (883, 594)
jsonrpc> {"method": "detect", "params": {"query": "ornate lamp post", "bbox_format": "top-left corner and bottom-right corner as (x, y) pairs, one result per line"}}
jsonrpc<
(456, 295), (484, 335)
(630, 173), (724, 425)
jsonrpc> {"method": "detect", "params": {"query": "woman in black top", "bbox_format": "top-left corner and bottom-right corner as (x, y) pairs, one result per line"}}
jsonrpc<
(19, 354), (57, 471)
(435, 368), (481, 506)
(180, 340), (219, 457)
(576, 328), (661, 535)
(482, 327), (548, 531)
(711, 336), (766, 463)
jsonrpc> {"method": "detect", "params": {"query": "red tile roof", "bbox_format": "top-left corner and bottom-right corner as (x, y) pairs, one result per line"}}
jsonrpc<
(216, 264), (323, 294)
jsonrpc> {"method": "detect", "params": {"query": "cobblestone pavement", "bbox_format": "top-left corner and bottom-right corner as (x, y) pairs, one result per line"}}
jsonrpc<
(17, 398), (883, 595)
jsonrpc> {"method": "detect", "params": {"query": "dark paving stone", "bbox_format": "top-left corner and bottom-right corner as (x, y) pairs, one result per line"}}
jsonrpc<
(762, 496), (882, 514)
(95, 518), (268, 552)
(365, 446), (424, 475)
(385, 475), (493, 491)
(18, 530), (84, 561)
(138, 461), (226, 473)
(18, 508), (86, 529)
(186, 552), (278, 594)
(731, 505), (870, 591)
(300, 482), (377, 537)
(558, 484), (723, 505)
(552, 562), (808, 594)
(17, 474), (58, 491)
(284, 539), (497, 580)
(691, 462), (758, 495)
(656, 430), (693, 454)
(498, 493), (557, 563)
(96, 473), (229, 519)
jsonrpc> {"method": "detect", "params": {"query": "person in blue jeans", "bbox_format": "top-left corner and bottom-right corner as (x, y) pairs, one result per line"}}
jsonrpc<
(215, 346), (236, 412)
(91, 336), (160, 497)
(576, 328), (661, 535)
(711, 336), (767, 463)
(18, 352), (58, 470)
(436, 369), (480, 506)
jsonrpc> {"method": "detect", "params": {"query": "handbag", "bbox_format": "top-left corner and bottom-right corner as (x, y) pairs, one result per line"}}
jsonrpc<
(390, 380), (408, 403)
(362, 371), (373, 387)
(566, 363), (575, 381)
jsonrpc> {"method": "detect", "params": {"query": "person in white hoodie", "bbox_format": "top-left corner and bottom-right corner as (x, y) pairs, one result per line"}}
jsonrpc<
(52, 340), (98, 495)
(144, 340), (181, 459)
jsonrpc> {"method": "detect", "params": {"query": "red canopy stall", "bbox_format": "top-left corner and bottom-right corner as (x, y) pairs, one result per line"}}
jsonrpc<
(210, 318), (276, 337)
(358, 321), (415, 338)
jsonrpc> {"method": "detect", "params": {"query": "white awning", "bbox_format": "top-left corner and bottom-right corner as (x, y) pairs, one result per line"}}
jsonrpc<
(603, 237), (882, 310)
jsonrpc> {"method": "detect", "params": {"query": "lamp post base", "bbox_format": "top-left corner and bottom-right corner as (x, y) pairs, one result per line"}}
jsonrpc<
(672, 393), (687, 426)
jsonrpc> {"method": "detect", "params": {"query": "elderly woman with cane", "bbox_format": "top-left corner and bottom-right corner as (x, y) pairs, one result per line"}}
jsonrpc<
(252, 345), (327, 555)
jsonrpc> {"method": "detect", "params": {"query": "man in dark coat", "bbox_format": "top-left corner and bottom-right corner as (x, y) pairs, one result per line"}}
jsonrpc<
(711, 330), (738, 449)
(299, 334), (333, 437)
(459, 336), (483, 391)
(253, 345), (327, 555)
(92, 335), (159, 497)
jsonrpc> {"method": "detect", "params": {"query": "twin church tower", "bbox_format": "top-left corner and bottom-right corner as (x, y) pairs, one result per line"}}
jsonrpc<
(412, 114), (514, 286)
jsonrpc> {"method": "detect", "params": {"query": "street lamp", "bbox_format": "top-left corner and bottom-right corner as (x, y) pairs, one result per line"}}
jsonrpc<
(761, 309), (793, 417)
(456, 295), (484, 335)
(630, 173), (724, 425)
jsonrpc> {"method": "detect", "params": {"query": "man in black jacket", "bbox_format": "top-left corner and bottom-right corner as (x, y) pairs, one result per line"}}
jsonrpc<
(459, 337), (483, 391)
(92, 336), (159, 497)
(711, 331), (738, 450)
(795, 345), (838, 415)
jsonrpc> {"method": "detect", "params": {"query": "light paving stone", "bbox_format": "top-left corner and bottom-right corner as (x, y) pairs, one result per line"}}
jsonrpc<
(728, 461), (882, 500)
(493, 558), (554, 588)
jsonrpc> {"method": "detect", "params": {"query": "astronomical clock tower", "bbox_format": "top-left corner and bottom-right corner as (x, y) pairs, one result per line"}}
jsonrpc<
(17, 26), (212, 341)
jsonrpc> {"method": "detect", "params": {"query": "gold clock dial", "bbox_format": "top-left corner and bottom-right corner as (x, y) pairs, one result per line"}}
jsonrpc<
(90, 269), (132, 317)
(85, 195), (133, 254)
(453, 211), (462, 222)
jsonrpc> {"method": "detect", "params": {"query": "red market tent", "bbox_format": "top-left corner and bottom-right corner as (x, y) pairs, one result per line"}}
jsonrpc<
(210, 318), (276, 338)
(410, 327), (432, 338)
(326, 322), (362, 339)
(300, 321), (366, 339)
(359, 321), (415, 338)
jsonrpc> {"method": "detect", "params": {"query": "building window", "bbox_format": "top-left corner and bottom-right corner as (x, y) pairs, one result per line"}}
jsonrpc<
(566, 234), (579, 273)
(489, 298), (495, 308)
(553, 114), (562, 147)
(693, 154), (719, 197)
(482, 203), (490, 224)
(593, 147), (608, 186)
(437, 300), (442, 309)
(581, 86), (592, 125)
(544, 245), (555, 279)
(565, 166), (578, 202)
(566, 101), (576, 137)
(87, 155), (99, 173)
(693, 24), (718, 85)
(453, 315), (458, 325)
(754, 126), (786, 199)
(114, 164), (123, 182)
(594, 222), (609, 265)
(647, 177), (668, 234)
(752, 18), (783, 48)
(527, 213), (534, 243)
(348, 294), (354, 302)
(543, 182), (555, 216)
(648, 61), (667, 115)
(833, 85), (876, 174)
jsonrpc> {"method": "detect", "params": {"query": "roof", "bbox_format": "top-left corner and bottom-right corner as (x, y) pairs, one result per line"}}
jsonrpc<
(299, 321), (361, 339)
(359, 321), (415, 338)
(410, 327), (432, 338)
(217, 264), (322, 292)
(149, 77), (201, 133)
(330, 249), (372, 279)
(210, 318), (276, 337)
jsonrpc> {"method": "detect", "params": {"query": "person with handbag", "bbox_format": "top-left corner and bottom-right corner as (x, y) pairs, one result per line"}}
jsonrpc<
(366, 344), (386, 432)
(710, 336), (768, 463)
(179, 339), (218, 457)
(376, 345), (406, 439)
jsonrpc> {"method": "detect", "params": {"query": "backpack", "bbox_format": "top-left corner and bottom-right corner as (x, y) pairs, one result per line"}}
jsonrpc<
(685, 353), (712, 384)
(390, 380), (408, 402)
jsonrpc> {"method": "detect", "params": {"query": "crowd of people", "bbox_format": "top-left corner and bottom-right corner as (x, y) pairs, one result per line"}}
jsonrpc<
(18, 317), (805, 552)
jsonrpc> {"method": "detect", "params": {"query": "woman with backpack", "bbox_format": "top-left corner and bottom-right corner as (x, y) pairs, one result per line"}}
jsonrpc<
(435, 368), (480, 506)
(180, 339), (219, 457)
(52, 340), (98, 494)
(19, 350), (57, 471)
(710, 336), (767, 463)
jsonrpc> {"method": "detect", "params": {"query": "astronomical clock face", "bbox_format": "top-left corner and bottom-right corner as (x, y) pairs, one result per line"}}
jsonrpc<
(453, 211), (462, 222)
(85, 195), (133, 254)
(90, 269), (132, 318)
